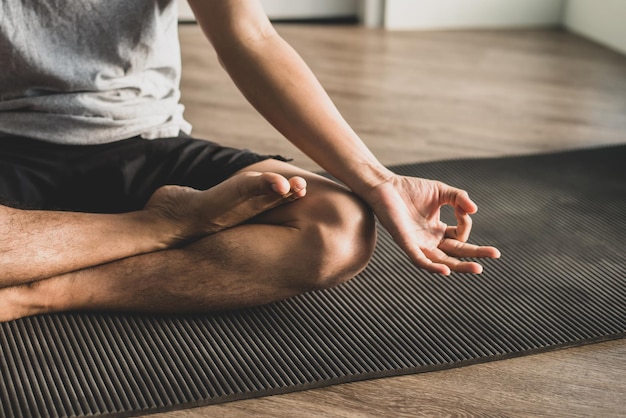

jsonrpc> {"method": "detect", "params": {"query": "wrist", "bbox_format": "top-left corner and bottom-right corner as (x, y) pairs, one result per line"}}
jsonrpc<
(347, 161), (396, 198)
(132, 208), (186, 251)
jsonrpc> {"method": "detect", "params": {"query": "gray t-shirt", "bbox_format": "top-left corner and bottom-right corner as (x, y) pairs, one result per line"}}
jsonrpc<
(0, 0), (191, 144)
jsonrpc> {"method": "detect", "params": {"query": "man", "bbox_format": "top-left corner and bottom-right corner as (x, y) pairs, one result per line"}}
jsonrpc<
(0, 0), (500, 322)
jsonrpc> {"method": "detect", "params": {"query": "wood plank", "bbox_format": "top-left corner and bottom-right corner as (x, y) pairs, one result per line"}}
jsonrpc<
(179, 25), (626, 172)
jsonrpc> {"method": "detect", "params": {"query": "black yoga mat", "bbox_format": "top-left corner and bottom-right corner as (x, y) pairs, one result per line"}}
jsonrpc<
(2, 145), (625, 418)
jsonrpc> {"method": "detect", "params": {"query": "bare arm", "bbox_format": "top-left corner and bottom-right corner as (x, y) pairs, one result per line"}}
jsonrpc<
(188, 0), (500, 274)
(187, 0), (391, 195)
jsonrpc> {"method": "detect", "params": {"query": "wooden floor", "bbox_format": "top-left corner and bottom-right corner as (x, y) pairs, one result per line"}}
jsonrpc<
(151, 24), (626, 417)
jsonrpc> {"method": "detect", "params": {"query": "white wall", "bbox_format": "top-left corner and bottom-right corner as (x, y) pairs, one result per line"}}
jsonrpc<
(176, 0), (626, 56)
(177, 0), (194, 21)
(177, 0), (359, 22)
(564, 0), (626, 55)
(384, 0), (565, 30)
(359, 0), (385, 28)
(258, 0), (358, 20)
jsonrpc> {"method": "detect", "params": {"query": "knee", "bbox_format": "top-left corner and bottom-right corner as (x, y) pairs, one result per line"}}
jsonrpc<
(299, 188), (377, 290)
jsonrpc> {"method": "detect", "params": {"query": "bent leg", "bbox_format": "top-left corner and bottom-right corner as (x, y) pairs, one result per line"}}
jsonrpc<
(0, 170), (306, 287)
(1, 160), (376, 321)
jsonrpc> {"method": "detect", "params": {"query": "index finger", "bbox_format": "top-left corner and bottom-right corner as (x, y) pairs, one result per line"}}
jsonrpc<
(445, 207), (473, 243)
(439, 183), (478, 215)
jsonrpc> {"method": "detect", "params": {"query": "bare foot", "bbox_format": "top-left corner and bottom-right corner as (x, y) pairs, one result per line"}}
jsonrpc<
(145, 171), (307, 243)
(0, 283), (44, 322)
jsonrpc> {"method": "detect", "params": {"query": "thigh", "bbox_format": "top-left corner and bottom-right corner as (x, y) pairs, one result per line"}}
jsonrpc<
(0, 136), (73, 209)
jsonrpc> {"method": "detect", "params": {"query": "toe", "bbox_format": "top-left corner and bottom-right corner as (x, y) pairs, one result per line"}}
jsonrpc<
(254, 172), (289, 196)
(288, 176), (307, 199)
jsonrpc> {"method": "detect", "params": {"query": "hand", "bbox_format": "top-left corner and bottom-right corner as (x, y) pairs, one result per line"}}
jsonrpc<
(362, 174), (500, 275)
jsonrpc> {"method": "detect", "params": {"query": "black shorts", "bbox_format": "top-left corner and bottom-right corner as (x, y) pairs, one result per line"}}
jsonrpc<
(0, 132), (287, 213)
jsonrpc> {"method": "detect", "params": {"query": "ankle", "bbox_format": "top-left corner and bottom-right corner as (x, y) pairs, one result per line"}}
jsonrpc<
(0, 283), (49, 321)
(142, 185), (199, 247)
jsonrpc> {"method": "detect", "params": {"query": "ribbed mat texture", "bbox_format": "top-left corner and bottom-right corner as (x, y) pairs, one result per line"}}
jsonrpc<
(1, 145), (625, 418)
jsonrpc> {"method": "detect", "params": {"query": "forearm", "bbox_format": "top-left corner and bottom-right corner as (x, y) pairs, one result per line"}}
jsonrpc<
(0, 205), (170, 286)
(213, 29), (394, 195)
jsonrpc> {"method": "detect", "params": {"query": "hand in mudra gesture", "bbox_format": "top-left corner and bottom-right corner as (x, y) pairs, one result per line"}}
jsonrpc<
(362, 174), (500, 275)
